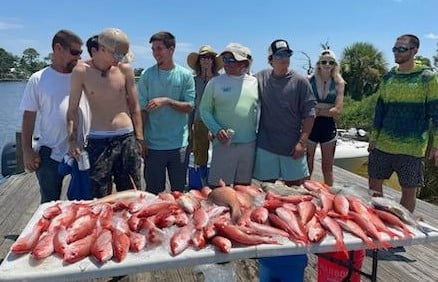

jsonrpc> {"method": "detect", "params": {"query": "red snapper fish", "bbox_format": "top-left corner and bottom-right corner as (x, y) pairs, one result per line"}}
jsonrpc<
(317, 213), (349, 256)
(250, 206), (269, 224)
(31, 230), (57, 260)
(333, 194), (350, 217)
(306, 216), (326, 243)
(335, 218), (377, 249)
(66, 213), (98, 243)
(214, 221), (279, 246)
(170, 225), (194, 256)
(11, 217), (50, 254)
(211, 235), (232, 253)
(112, 229), (130, 262)
(373, 209), (414, 238)
(91, 229), (113, 263)
(64, 229), (98, 264)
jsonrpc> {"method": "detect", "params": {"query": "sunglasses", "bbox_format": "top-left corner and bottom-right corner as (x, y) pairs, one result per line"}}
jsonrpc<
(222, 56), (237, 64)
(320, 60), (335, 66)
(69, 48), (83, 56)
(392, 46), (415, 53)
(199, 55), (214, 60)
(273, 51), (292, 59)
(113, 52), (126, 62)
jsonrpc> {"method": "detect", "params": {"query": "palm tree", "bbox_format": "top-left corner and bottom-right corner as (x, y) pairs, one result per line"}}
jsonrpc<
(340, 42), (388, 100)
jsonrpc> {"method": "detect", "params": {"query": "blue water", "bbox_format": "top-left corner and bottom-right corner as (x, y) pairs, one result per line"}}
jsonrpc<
(0, 81), (27, 181)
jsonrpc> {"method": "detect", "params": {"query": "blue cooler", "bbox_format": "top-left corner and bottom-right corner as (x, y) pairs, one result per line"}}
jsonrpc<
(259, 254), (308, 282)
(188, 153), (209, 189)
(188, 166), (203, 189)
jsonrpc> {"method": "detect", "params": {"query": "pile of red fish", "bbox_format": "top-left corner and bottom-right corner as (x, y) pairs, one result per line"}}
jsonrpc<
(10, 180), (416, 264)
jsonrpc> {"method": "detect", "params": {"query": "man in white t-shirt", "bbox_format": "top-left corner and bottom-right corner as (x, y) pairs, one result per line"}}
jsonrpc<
(19, 29), (89, 203)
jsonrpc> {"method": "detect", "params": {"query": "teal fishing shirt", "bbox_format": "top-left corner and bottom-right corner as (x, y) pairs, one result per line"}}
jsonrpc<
(370, 63), (438, 157)
(137, 64), (195, 150)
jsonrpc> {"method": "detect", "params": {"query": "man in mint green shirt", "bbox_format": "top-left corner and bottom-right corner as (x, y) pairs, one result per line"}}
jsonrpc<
(137, 31), (195, 194)
(200, 43), (258, 187)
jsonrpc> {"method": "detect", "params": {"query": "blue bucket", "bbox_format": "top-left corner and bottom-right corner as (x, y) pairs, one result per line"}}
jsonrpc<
(259, 254), (308, 282)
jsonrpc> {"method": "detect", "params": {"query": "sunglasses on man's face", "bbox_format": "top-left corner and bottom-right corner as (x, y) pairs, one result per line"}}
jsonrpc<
(273, 51), (292, 59)
(113, 52), (126, 62)
(69, 48), (83, 56)
(222, 56), (237, 64)
(320, 60), (335, 66)
(392, 46), (415, 53)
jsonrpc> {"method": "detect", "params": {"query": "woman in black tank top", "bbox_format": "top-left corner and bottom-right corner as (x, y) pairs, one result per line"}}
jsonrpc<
(306, 49), (346, 186)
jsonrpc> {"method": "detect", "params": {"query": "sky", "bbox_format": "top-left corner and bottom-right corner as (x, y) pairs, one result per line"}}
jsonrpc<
(1, 0), (437, 74)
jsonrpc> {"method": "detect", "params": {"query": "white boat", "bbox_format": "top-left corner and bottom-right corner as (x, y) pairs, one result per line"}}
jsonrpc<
(314, 128), (369, 172)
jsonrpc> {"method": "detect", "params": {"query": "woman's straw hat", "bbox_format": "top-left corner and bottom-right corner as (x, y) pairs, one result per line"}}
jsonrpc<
(187, 45), (223, 73)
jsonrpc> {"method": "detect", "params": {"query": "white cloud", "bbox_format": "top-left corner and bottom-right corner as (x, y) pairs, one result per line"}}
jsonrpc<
(0, 20), (23, 30)
(425, 33), (438, 40)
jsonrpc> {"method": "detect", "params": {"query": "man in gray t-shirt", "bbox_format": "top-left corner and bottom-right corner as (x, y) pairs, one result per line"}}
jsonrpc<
(253, 39), (316, 186)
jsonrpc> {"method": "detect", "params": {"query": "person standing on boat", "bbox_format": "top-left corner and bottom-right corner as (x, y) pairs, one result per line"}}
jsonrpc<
(253, 39), (316, 187)
(67, 28), (144, 198)
(19, 29), (90, 203)
(137, 31), (195, 194)
(199, 43), (258, 187)
(368, 34), (438, 212)
(306, 49), (345, 186)
(186, 45), (223, 186)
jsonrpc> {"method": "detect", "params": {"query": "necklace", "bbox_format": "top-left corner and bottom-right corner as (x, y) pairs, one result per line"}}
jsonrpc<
(92, 60), (111, 77)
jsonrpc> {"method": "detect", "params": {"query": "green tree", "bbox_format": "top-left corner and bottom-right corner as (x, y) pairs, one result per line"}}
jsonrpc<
(433, 42), (438, 69)
(415, 55), (432, 67)
(22, 48), (39, 65)
(0, 48), (16, 79)
(340, 42), (388, 100)
(134, 68), (144, 77)
(21, 48), (42, 73)
(337, 93), (378, 132)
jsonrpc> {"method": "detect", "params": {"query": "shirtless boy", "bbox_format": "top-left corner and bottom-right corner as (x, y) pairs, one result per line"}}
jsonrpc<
(67, 28), (144, 198)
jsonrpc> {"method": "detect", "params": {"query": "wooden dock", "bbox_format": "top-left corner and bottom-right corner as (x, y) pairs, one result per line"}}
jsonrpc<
(1, 164), (437, 282)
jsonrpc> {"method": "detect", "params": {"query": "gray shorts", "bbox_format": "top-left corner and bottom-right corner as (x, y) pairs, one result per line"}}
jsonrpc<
(368, 149), (423, 187)
(208, 141), (256, 186)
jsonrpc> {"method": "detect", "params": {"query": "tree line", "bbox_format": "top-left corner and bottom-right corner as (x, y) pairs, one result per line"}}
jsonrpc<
(0, 47), (145, 80)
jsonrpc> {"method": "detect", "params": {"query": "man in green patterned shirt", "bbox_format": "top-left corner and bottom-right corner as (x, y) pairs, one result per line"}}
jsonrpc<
(368, 34), (438, 212)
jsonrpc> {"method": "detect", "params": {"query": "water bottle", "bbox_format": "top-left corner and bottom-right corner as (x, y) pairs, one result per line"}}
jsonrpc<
(226, 128), (235, 145)
(78, 151), (90, 171)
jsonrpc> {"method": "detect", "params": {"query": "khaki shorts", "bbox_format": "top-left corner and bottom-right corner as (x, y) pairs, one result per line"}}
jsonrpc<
(208, 141), (256, 186)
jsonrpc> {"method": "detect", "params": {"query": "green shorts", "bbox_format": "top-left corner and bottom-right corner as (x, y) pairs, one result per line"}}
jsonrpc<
(253, 147), (309, 181)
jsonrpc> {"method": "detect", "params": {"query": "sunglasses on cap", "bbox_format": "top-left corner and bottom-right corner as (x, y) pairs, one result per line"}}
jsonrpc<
(222, 56), (237, 64)
(273, 51), (292, 59)
(392, 46), (415, 53)
(320, 60), (335, 66)
(68, 48), (82, 56)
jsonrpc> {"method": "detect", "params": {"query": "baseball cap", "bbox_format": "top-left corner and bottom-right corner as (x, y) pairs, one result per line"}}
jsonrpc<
(319, 49), (337, 61)
(220, 43), (252, 62)
(98, 28), (134, 63)
(268, 39), (293, 56)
